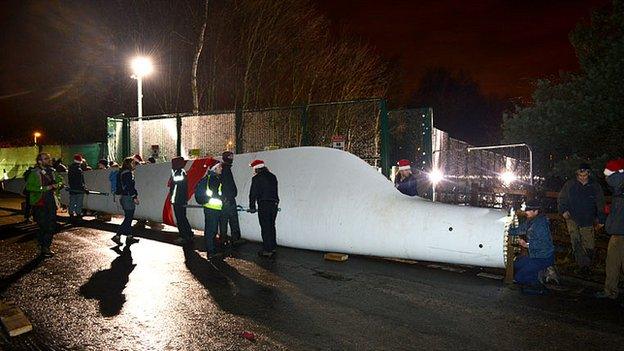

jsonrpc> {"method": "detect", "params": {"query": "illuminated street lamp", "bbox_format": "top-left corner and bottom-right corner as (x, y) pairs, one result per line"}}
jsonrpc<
(500, 171), (517, 186)
(130, 56), (154, 158)
(33, 132), (42, 144)
(428, 168), (444, 202)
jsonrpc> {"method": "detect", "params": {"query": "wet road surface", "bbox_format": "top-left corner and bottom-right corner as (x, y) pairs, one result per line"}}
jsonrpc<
(1, 197), (624, 350)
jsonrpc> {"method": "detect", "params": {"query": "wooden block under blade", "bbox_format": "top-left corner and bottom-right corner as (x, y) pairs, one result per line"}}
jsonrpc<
(324, 253), (348, 262)
(0, 301), (32, 337)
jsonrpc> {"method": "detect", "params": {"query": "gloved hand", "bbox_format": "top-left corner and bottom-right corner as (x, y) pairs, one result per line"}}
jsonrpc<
(247, 208), (257, 214)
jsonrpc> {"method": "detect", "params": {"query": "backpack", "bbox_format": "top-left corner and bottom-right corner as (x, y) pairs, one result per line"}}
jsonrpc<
(109, 170), (121, 195)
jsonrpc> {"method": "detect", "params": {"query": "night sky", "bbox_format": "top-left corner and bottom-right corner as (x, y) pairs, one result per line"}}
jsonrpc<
(316, 0), (609, 101)
(0, 0), (610, 144)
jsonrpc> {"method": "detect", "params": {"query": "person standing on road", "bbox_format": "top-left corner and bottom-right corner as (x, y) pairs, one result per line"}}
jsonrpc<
(195, 158), (224, 260)
(111, 157), (140, 246)
(394, 159), (418, 196)
(25, 152), (63, 257)
(22, 166), (35, 222)
(168, 157), (194, 245)
(219, 151), (242, 247)
(508, 199), (556, 287)
(595, 159), (624, 300)
(248, 160), (279, 258)
(558, 163), (606, 274)
(68, 154), (87, 221)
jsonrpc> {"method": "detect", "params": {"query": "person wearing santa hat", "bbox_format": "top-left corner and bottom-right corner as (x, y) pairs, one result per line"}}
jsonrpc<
(248, 159), (279, 257)
(68, 154), (87, 221)
(394, 159), (418, 197)
(596, 158), (624, 300)
(194, 158), (224, 260)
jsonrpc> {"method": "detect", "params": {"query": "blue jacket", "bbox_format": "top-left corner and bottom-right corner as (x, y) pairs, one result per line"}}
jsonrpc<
(606, 172), (624, 235)
(395, 173), (418, 196)
(509, 214), (554, 259)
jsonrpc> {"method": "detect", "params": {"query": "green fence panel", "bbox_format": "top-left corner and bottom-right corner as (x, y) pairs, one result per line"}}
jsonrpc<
(0, 146), (39, 178)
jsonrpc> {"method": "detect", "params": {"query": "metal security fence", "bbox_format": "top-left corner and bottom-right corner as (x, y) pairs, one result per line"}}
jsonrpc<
(107, 98), (389, 171)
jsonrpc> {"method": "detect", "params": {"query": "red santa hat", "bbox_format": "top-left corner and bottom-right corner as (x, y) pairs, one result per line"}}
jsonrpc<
(397, 159), (411, 171)
(205, 157), (221, 171)
(73, 154), (84, 163)
(249, 159), (265, 169)
(604, 158), (624, 177)
(133, 154), (143, 163)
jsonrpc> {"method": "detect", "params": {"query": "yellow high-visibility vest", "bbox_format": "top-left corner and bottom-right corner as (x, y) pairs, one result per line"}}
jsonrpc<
(203, 174), (223, 210)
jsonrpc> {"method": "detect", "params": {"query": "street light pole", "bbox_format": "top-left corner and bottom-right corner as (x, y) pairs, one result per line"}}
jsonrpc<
(137, 76), (143, 159)
(466, 143), (533, 186)
(130, 56), (153, 159)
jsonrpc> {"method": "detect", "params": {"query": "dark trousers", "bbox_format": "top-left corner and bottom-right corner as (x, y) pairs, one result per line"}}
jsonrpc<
(514, 255), (554, 285)
(117, 196), (135, 236)
(258, 202), (278, 252)
(173, 203), (193, 241)
(33, 202), (57, 249)
(203, 208), (220, 254)
(219, 198), (241, 241)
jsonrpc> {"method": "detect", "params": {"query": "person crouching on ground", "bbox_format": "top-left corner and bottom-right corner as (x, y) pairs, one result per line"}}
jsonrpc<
(111, 157), (140, 246)
(394, 159), (418, 196)
(508, 199), (556, 287)
(195, 158), (224, 260)
(247, 159), (279, 258)
(25, 152), (63, 257)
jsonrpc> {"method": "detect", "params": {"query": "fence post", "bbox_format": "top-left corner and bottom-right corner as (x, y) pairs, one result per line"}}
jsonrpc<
(300, 105), (309, 146)
(379, 99), (390, 176)
(235, 109), (243, 154)
(176, 114), (182, 157)
(122, 117), (131, 158)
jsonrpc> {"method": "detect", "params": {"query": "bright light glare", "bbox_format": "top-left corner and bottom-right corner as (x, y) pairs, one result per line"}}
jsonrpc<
(33, 132), (41, 137)
(428, 169), (444, 184)
(131, 57), (153, 77)
(500, 171), (517, 186)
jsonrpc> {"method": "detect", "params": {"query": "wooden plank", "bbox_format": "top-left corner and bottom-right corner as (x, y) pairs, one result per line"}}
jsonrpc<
(0, 300), (32, 337)
(324, 253), (348, 262)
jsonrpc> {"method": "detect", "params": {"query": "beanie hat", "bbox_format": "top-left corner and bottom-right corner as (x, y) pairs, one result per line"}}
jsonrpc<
(73, 154), (83, 163)
(133, 154), (143, 163)
(97, 159), (108, 168)
(397, 159), (411, 171)
(171, 156), (186, 170)
(250, 159), (265, 169)
(524, 199), (542, 211)
(604, 158), (624, 177)
(222, 151), (234, 164)
(578, 163), (591, 172)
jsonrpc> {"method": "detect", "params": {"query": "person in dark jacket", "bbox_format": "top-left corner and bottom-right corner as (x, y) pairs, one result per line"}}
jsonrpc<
(596, 159), (624, 300)
(111, 157), (140, 246)
(219, 151), (242, 246)
(195, 158), (224, 260)
(68, 154), (87, 220)
(558, 163), (606, 273)
(394, 159), (418, 196)
(508, 199), (556, 286)
(25, 153), (63, 257)
(168, 157), (194, 245)
(248, 159), (279, 257)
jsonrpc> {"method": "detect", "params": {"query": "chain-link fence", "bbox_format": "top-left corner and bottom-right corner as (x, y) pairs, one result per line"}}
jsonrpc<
(107, 99), (386, 168)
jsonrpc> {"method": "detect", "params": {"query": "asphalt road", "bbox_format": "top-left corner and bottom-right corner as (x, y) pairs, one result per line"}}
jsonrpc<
(1, 196), (623, 350)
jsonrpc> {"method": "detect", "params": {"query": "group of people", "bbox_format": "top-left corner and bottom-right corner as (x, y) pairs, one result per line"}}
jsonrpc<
(23, 150), (280, 261)
(499, 160), (624, 298)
